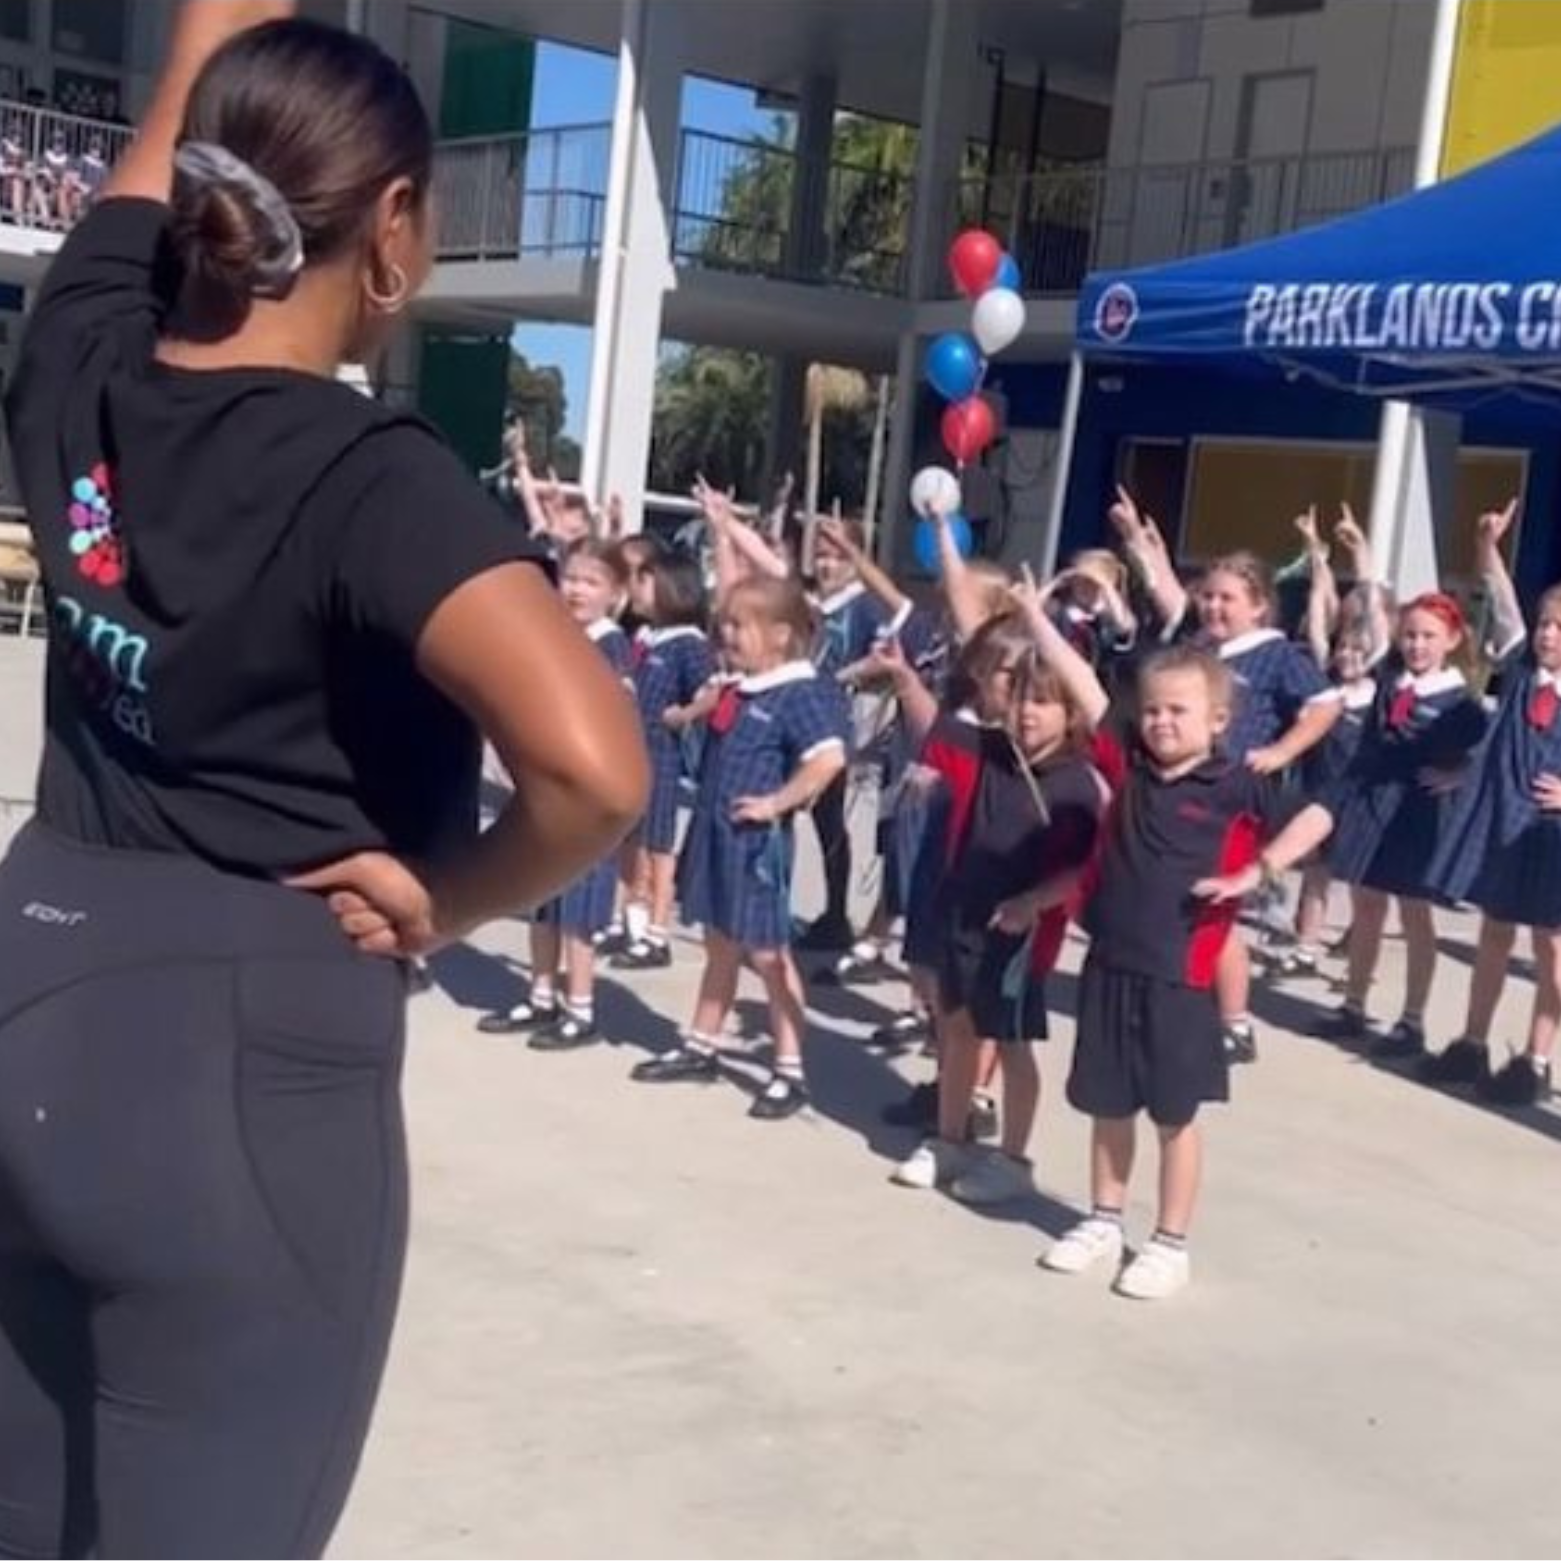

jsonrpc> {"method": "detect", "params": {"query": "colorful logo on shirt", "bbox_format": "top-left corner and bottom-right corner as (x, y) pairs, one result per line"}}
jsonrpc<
(66, 464), (123, 588)
(1094, 282), (1139, 344)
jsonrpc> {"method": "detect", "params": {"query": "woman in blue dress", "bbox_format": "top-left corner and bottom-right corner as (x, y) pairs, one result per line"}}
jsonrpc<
(1423, 501), (1559, 1105)
(631, 575), (848, 1119)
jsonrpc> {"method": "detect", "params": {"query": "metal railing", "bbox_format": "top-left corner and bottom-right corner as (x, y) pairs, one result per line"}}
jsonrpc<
(434, 123), (610, 262)
(0, 97), (133, 233)
(955, 146), (1417, 295)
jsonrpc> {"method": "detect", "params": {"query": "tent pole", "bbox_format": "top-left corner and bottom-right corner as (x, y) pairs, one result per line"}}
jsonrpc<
(1040, 351), (1085, 578)
(1368, 0), (1464, 590)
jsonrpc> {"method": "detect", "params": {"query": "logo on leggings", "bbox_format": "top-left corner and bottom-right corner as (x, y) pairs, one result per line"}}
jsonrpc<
(22, 901), (87, 928)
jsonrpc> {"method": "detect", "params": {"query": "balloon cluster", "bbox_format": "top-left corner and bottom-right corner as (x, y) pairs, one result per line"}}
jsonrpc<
(909, 229), (1028, 571)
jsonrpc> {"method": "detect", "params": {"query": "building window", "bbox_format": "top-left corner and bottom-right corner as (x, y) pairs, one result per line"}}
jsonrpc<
(53, 0), (128, 65)
(0, 0), (28, 43)
(1250, 0), (1325, 16)
(53, 67), (122, 120)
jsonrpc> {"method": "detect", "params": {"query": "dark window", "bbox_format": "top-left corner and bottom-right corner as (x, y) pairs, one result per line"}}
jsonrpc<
(1250, 0), (1325, 15)
(0, 0), (28, 43)
(53, 0), (128, 64)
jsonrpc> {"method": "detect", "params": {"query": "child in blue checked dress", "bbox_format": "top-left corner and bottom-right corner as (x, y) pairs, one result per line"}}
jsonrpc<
(615, 551), (716, 970)
(1315, 590), (1488, 1058)
(479, 540), (635, 1049)
(1424, 502), (1559, 1105)
(632, 576), (848, 1119)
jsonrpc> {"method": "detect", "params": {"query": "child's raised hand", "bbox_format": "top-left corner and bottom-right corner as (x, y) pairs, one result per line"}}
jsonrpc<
(1107, 484), (1143, 543)
(1477, 497), (1519, 547)
(1294, 504), (1323, 552)
(1334, 505), (1367, 556)
(816, 515), (858, 556)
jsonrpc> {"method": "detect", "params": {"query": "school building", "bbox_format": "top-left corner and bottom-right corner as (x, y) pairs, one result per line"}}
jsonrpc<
(2, 0), (1561, 599)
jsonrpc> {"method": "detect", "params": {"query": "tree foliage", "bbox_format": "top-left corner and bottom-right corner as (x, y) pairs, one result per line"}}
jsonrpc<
(507, 348), (581, 479)
(650, 346), (772, 496)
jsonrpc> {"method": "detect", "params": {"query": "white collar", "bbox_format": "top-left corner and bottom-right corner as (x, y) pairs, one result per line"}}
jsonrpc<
(817, 581), (866, 615)
(644, 625), (704, 648)
(953, 706), (982, 726)
(1341, 677), (1377, 710)
(1216, 628), (1284, 660)
(1394, 667), (1466, 697)
(585, 618), (622, 643)
(739, 659), (817, 694)
(1536, 667), (1561, 690)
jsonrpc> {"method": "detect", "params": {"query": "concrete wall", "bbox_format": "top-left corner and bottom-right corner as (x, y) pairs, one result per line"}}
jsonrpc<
(1107, 0), (1437, 169)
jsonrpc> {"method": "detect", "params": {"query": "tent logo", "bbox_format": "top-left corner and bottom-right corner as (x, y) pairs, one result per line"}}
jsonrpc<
(1095, 283), (1139, 343)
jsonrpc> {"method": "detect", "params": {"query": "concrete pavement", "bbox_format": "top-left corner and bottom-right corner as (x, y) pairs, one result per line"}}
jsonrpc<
(0, 637), (1556, 1557)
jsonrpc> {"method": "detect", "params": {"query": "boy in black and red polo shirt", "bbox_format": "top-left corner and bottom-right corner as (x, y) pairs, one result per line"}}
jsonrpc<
(1043, 643), (1333, 1300)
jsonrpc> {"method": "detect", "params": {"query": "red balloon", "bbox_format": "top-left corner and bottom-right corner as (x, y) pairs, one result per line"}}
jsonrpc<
(949, 228), (1003, 299)
(941, 396), (996, 465)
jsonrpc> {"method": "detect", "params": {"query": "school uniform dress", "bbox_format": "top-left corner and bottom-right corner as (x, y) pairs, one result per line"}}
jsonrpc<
(1326, 666), (1488, 898)
(633, 625), (715, 854)
(537, 618), (634, 935)
(1429, 658), (1561, 927)
(677, 660), (849, 949)
(1302, 675), (1377, 800)
(1070, 734), (1291, 1127)
(1217, 627), (1340, 759)
(926, 718), (1104, 1042)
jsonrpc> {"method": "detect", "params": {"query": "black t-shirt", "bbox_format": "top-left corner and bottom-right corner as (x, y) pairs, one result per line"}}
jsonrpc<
(5, 198), (540, 876)
(1081, 733), (1289, 989)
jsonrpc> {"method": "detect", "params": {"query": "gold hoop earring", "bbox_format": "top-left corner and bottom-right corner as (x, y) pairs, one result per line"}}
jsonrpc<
(365, 261), (409, 316)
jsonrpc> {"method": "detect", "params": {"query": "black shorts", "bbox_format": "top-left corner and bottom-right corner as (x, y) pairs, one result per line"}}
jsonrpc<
(1066, 958), (1227, 1127)
(936, 922), (1049, 1043)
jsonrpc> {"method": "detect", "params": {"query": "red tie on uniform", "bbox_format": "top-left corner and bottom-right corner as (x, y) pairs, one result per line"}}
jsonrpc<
(630, 638), (649, 670)
(1387, 686), (1417, 730)
(1528, 681), (1559, 731)
(709, 684), (741, 735)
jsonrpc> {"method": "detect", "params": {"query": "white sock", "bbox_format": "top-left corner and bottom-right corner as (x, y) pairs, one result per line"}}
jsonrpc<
(686, 1031), (717, 1056)
(625, 902), (651, 943)
(566, 997), (594, 1026)
(530, 980), (556, 1010)
(647, 924), (669, 947)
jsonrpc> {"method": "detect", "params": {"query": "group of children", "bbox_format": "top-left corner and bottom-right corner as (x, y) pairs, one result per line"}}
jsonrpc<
(0, 121), (108, 231)
(471, 468), (1560, 1301)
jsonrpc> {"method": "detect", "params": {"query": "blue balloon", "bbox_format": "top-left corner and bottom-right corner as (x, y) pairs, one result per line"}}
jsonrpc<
(912, 513), (973, 572)
(995, 252), (1022, 291)
(71, 477), (96, 504)
(925, 333), (981, 402)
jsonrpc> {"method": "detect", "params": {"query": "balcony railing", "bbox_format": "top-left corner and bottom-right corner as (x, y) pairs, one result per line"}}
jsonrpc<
(956, 146), (1417, 295)
(431, 130), (1418, 300)
(0, 97), (133, 233)
(434, 122), (610, 262)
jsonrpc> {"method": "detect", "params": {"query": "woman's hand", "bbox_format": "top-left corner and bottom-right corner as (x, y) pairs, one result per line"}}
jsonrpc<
(287, 851), (439, 958)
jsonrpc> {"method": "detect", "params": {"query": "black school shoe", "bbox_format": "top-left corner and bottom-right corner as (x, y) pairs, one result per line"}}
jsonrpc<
(528, 1013), (602, 1051)
(1478, 1054), (1553, 1107)
(868, 1011), (928, 1049)
(748, 1075), (809, 1120)
(612, 940), (673, 971)
(476, 1000), (557, 1035)
(1417, 1038), (1489, 1088)
(1312, 1003), (1369, 1045)
(1371, 1019), (1426, 1060)
(631, 1045), (721, 1084)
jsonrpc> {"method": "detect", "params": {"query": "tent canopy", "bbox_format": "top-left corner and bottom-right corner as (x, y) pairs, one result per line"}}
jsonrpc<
(1075, 125), (1561, 415)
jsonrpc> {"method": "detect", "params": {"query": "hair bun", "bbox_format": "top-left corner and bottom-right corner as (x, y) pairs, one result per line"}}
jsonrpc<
(169, 140), (304, 308)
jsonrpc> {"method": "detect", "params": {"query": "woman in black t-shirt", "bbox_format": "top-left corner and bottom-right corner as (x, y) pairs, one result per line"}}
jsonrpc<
(0, 6), (648, 1557)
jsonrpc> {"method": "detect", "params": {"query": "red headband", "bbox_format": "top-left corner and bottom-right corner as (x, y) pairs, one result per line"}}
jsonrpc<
(1404, 591), (1466, 637)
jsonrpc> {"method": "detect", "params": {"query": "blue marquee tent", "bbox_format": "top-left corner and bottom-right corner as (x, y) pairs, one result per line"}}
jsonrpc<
(1074, 125), (1561, 415)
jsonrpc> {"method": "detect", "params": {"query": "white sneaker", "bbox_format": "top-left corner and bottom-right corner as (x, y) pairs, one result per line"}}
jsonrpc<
(1039, 1215), (1126, 1275)
(950, 1150), (1032, 1206)
(890, 1137), (967, 1190)
(1113, 1239), (1191, 1300)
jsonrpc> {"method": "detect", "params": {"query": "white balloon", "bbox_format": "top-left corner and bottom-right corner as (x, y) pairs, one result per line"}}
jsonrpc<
(910, 464), (961, 517)
(972, 286), (1027, 356)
